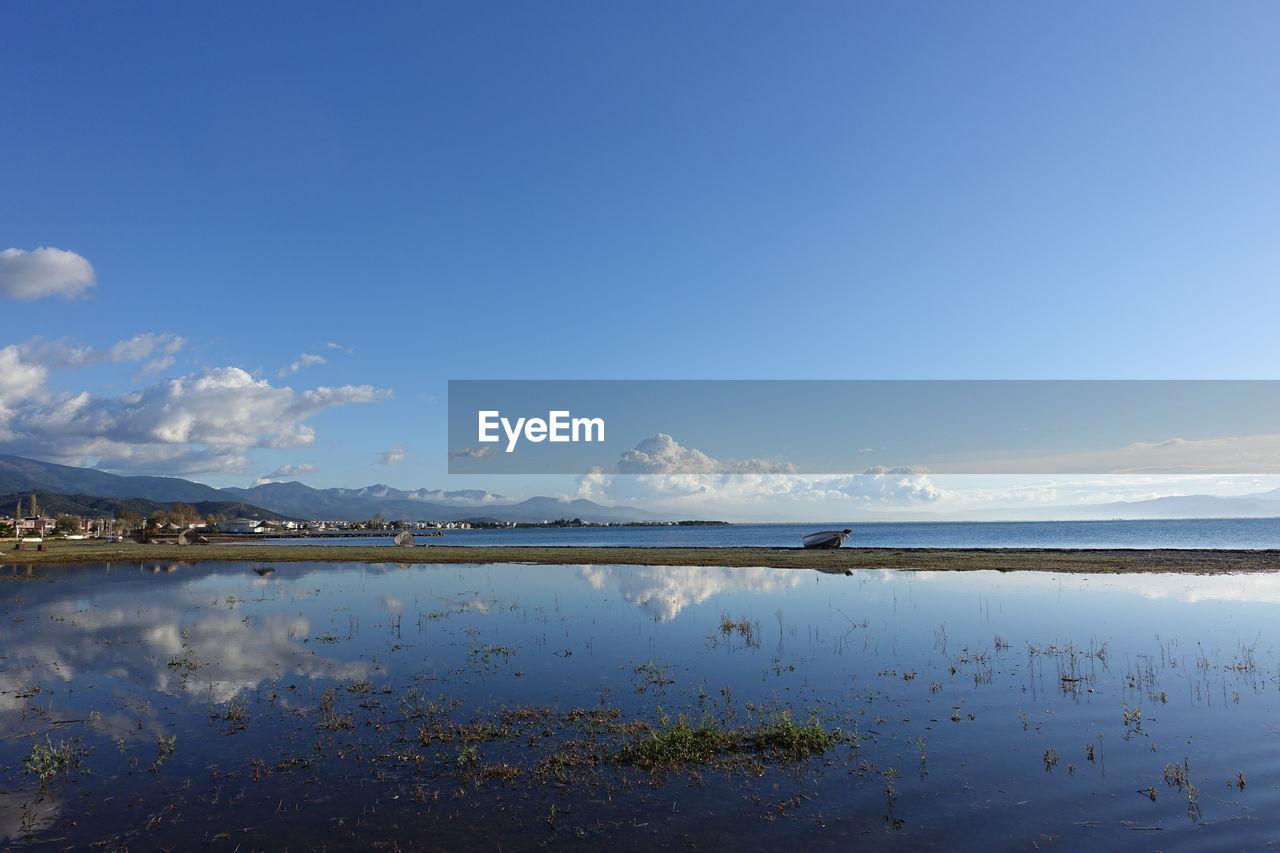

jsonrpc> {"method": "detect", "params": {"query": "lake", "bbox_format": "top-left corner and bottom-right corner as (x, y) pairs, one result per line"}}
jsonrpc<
(2, 558), (1278, 848)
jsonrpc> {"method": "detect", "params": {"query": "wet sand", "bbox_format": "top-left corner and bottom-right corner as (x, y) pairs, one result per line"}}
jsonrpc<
(5, 539), (1280, 573)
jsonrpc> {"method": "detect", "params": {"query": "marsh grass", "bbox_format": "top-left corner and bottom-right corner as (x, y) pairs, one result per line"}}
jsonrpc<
(318, 687), (354, 730)
(719, 613), (760, 647)
(149, 735), (176, 773)
(24, 737), (89, 783)
(613, 711), (842, 769)
(633, 659), (675, 692)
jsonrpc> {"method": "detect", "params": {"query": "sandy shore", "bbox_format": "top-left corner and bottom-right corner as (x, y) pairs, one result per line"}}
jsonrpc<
(4, 539), (1280, 573)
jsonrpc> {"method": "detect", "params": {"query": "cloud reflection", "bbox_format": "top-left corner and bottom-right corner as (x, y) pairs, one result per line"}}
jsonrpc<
(577, 564), (802, 621)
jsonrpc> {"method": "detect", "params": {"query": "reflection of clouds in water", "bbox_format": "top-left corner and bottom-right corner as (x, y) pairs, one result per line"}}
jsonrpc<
(0, 591), (367, 712)
(455, 597), (494, 614)
(0, 790), (60, 845)
(850, 567), (1280, 605)
(1091, 571), (1280, 605)
(578, 564), (802, 621)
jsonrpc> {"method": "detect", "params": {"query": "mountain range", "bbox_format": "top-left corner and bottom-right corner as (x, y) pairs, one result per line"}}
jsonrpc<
(4, 453), (1278, 524)
(0, 454), (660, 523)
(1, 491), (296, 523)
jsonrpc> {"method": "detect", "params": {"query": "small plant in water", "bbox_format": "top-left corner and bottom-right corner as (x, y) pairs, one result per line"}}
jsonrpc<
(149, 735), (177, 773)
(318, 687), (354, 729)
(213, 695), (249, 725)
(1121, 703), (1144, 738)
(882, 767), (904, 829)
(719, 613), (760, 647)
(633, 659), (676, 692)
(24, 737), (88, 783)
(1043, 748), (1060, 771)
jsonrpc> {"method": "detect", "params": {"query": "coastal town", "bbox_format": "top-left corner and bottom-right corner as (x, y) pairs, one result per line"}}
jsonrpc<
(2, 492), (723, 542)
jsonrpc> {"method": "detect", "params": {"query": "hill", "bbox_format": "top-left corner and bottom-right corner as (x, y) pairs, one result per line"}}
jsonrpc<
(0, 454), (660, 523)
(1, 491), (295, 521)
(0, 454), (228, 503)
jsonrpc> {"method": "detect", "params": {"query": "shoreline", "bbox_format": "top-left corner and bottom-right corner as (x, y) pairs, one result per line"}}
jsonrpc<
(4, 540), (1280, 573)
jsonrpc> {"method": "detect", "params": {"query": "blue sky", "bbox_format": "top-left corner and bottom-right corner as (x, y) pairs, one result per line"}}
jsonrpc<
(4, 2), (1280, 519)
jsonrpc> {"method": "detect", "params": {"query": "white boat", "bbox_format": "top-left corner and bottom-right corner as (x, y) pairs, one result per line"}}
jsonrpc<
(802, 529), (852, 549)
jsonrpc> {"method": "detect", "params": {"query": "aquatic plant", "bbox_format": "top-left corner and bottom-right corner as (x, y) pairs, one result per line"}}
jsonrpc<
(612, 711), (842, 769)
(149, 735), (177, 773)
(24, 737), (89, 783)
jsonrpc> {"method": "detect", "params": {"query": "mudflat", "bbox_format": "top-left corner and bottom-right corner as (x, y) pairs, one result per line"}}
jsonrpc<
(5, 539), (1279, 573)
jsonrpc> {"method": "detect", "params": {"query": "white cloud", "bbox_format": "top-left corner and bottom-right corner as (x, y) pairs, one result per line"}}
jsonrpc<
(0, 345), (49, 440)
(136, 355), (175, 377)
(449, 445), (494, 459)
(0, 247), (96, 300)
(264, 463), (317, 479)
(577, 435), (947, 515)
(107, 332), (185, 363)
(377, 442), (407, 466)
(403, 488), (504, 505)
(617, 433), (796, 474)
(277, 352), (327, 376)
(17, 332), (185, 370)
(0, 362), (389, 475)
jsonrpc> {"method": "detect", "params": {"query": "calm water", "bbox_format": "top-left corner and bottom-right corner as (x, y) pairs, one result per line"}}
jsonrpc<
(262, 516), (1280, 549)
(3, 559), (1279, 848)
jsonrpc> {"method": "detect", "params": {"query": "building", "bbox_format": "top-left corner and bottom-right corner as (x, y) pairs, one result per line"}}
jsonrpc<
(217, 518), (272, 534)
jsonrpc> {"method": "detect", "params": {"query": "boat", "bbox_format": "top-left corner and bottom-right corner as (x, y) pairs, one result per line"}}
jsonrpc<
(802, 529), (852, 549)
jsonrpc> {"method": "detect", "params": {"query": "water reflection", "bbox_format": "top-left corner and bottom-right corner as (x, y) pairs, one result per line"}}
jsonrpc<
(0, 791), (59, 845)
(0, 565), (367, 722)
(577, 564), (803, 620)
(2, 560), (1280, 849)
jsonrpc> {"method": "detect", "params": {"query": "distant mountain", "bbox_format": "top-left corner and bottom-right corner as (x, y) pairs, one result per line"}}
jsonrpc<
(223, 481), (659, 523)
(1057, 490), (1280, 520)
(0, 454), (659, 523)
(0, 454), (228, 503)
(0, 491), (294, 522)
(883, 487), (1280, 522)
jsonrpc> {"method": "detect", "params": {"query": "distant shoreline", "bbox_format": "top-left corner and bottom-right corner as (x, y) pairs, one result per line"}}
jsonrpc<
(4, 540), (1280, 573)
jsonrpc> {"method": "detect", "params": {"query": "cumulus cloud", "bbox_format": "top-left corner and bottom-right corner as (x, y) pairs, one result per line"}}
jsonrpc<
(377, 442), (407, 466)
(278, 352), (327, 376)
(449, 445), (494, 460)
(264, 463), (317, 479)
(0, 346), (49, 440)
(617, 433), (796, 474)
(577, 435), (947, 514)
(0, 247), (96, 300)
(0, 357), (389, 475)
